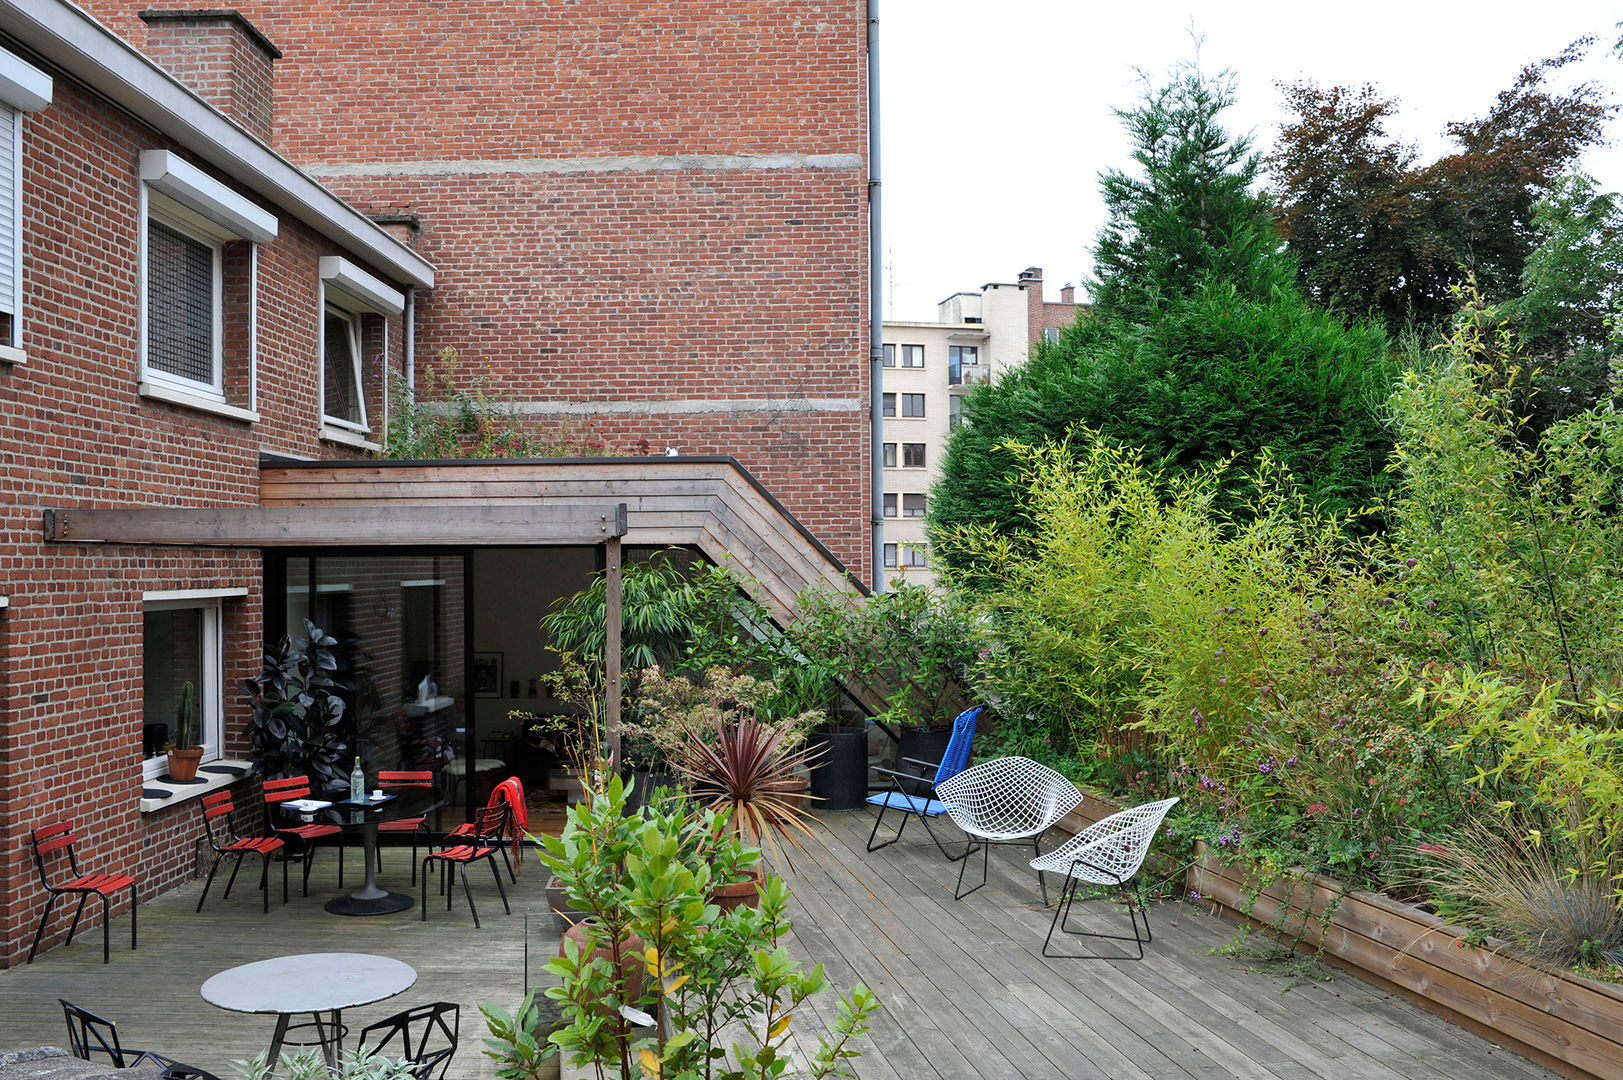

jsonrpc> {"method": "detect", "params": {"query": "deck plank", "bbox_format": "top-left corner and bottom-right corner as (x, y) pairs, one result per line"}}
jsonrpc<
(0, 809), (1568, 1080)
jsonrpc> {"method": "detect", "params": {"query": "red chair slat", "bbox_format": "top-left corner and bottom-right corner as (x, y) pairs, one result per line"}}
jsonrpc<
(378, 770), (433, 788)
(263, 776), (313, 802)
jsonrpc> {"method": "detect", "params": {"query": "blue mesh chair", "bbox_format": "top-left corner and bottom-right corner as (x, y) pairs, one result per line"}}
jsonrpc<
(864, 705), (982, 861)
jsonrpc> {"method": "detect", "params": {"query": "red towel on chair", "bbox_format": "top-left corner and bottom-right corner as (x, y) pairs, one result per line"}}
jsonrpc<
(492, 777), (528, 874)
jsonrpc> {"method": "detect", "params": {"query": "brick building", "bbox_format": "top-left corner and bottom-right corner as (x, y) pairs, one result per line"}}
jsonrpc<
(80, 0), (874, 581)
(0, 0), (872, 967)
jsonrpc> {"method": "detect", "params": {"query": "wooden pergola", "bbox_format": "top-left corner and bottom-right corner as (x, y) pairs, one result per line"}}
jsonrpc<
(44, 455), (870, 763)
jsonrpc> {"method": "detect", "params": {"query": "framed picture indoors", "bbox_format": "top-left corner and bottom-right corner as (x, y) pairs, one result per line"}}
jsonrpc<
(473, 652), (503, 698)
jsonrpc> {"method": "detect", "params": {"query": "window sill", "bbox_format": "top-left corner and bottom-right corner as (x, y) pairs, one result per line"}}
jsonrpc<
(139, 758), (254, 813)
(140, 381), (259, 423)
(0, 343), (25, 365)
(320, 424), (381, 452)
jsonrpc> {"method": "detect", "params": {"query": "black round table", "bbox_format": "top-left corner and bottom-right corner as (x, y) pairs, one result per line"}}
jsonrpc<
(324, 795), (414, 916)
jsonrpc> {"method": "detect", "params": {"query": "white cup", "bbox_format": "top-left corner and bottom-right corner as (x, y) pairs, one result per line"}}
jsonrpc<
(372, 789), (385, 799)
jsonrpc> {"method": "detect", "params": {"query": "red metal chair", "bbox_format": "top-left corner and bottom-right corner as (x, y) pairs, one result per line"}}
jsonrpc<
(443, 781), (517, 882)
(197, 790), (287, 913)
(420, 803), (511, 928)
(375, 770), (434, 885)
(263, 775), (345, 895)
(28, 823), (137, 964)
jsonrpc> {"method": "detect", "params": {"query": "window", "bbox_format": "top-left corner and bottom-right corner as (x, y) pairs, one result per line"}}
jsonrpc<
(323, 304), (364, 429)
(146, 215), (222, 392)
(898, 344), (924, 368)
(882, 442), (897, 468)
(142, 593), (230, 781)
(139, 150), (276, 417)
(1044, 326), (1061, 345)
(882, 344), (894, 367)
(903, 493), (926, 517)
(882, 393), (896, 418)
(885, 543), (928, 569)
(319, 257), (403, 440)
(901, 394), (925, 418)
(0, 49), (50, 363)
(883, 493), (897, 517)
(903, 443), (925, 468)
(949, 396), (963, 430)
(948, 345), (979, 386)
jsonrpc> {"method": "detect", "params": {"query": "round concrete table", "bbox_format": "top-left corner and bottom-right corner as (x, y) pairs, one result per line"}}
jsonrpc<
(201, 952), (417, 1069)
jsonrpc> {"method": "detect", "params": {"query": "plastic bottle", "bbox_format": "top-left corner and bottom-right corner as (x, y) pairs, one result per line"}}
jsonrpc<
(350, 758), (365, 804)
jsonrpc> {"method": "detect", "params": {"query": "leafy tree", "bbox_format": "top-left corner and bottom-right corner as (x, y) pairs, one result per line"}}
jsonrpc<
(1499, 173), (1623, 422)
(1271, 42), (1613, 328)
(1091, 63), (1292, 318)
(932, 63), (1395, 570)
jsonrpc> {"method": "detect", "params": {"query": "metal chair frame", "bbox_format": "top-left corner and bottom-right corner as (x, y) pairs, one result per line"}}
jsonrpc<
(357, 1001), (460, 1080)
(60, 999), (179, 1070)
(932, 756), (1082, 904)
(263, 774), (346, 896)
(28, 823), (138, 965)
(374, 770), (435, 886)
(198, 789), (287, 913)
(421, 804), (511, 928)
(864, 705), (982, 862)
(1030, 797), (1180, 959)
(443, 787), (516, 883)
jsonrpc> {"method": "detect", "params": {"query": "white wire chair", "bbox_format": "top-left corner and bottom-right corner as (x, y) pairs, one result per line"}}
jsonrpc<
(932, 756), (1082, 903)
(1029, 796), (1179, 959)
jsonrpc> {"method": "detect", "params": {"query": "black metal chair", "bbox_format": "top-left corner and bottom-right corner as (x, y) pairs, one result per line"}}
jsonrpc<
(60, 999), (216, 1077)
(357, 1002), (459, 1080)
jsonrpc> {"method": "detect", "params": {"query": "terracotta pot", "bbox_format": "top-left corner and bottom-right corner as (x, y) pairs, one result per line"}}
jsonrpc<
(765, 774), (810, 811)
(559, 918), (645, 1003)
(709, 867), (763, 912)
(166, 746), (203, 782)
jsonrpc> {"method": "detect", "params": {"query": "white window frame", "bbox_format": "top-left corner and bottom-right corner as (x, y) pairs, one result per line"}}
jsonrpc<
(137, 150), (275, 415)
(140, 593), (230, 782)
(318, 256), (403, 441)
(142, 195), (226, 400)
(321, 301), (367, 432)
(0, 47), (53, 365)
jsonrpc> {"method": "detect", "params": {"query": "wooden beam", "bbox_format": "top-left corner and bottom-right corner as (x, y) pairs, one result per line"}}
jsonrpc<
(43, 504), (628, 546)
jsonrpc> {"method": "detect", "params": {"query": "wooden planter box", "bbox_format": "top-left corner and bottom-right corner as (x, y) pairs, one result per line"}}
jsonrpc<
(1189, 847), (1623, 1080)
(1049, 793), (1623, 1079)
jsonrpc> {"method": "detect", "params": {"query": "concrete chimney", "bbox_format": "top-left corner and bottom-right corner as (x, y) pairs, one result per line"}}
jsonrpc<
(140, 10), (281, 143)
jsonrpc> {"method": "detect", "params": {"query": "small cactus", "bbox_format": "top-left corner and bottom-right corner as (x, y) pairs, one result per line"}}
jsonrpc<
(176, 680), (196, 749)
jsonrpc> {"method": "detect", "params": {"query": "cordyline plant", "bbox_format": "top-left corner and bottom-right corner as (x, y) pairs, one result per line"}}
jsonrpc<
(635, 667), (825, 860)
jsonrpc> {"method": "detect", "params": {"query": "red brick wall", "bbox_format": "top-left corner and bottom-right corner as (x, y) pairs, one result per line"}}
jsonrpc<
(0, 74), (405, 967)
(81, 0), (875, 580)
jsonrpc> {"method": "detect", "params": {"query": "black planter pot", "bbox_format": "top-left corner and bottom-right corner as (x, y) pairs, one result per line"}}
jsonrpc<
(808, 729), (867, 811)
(625, 770), (677, 811)
(897, 729), (953, 771)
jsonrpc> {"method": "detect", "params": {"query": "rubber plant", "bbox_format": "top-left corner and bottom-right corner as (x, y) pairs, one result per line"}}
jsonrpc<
(242, 619), (351, 790)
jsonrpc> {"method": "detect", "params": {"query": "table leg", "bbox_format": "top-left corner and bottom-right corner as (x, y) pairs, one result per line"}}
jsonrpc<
(325, 818), (414, 916)
(265, 1012), (292, 1070)
(316, 1010), (342, 1072)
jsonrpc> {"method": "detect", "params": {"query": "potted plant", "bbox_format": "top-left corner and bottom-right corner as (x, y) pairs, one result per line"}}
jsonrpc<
(165, 680), (204, 782)
(241, 620), (351, 789)
(523, 776), (880, 1080)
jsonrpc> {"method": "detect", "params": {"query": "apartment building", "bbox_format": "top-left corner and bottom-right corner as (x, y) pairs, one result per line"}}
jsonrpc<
(882, 267), (1084, 585)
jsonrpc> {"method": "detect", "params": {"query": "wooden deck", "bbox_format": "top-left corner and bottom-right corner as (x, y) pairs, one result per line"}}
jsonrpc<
(0, 810), (1557, 1080)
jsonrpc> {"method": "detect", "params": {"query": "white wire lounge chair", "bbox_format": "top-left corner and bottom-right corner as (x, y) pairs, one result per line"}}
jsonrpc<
(932, 756), (1082, 903)
(1029, 796), (1179, 959)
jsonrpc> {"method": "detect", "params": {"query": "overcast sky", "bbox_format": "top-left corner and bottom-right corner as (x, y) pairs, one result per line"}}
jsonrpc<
(878, 1), (1623, 320)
